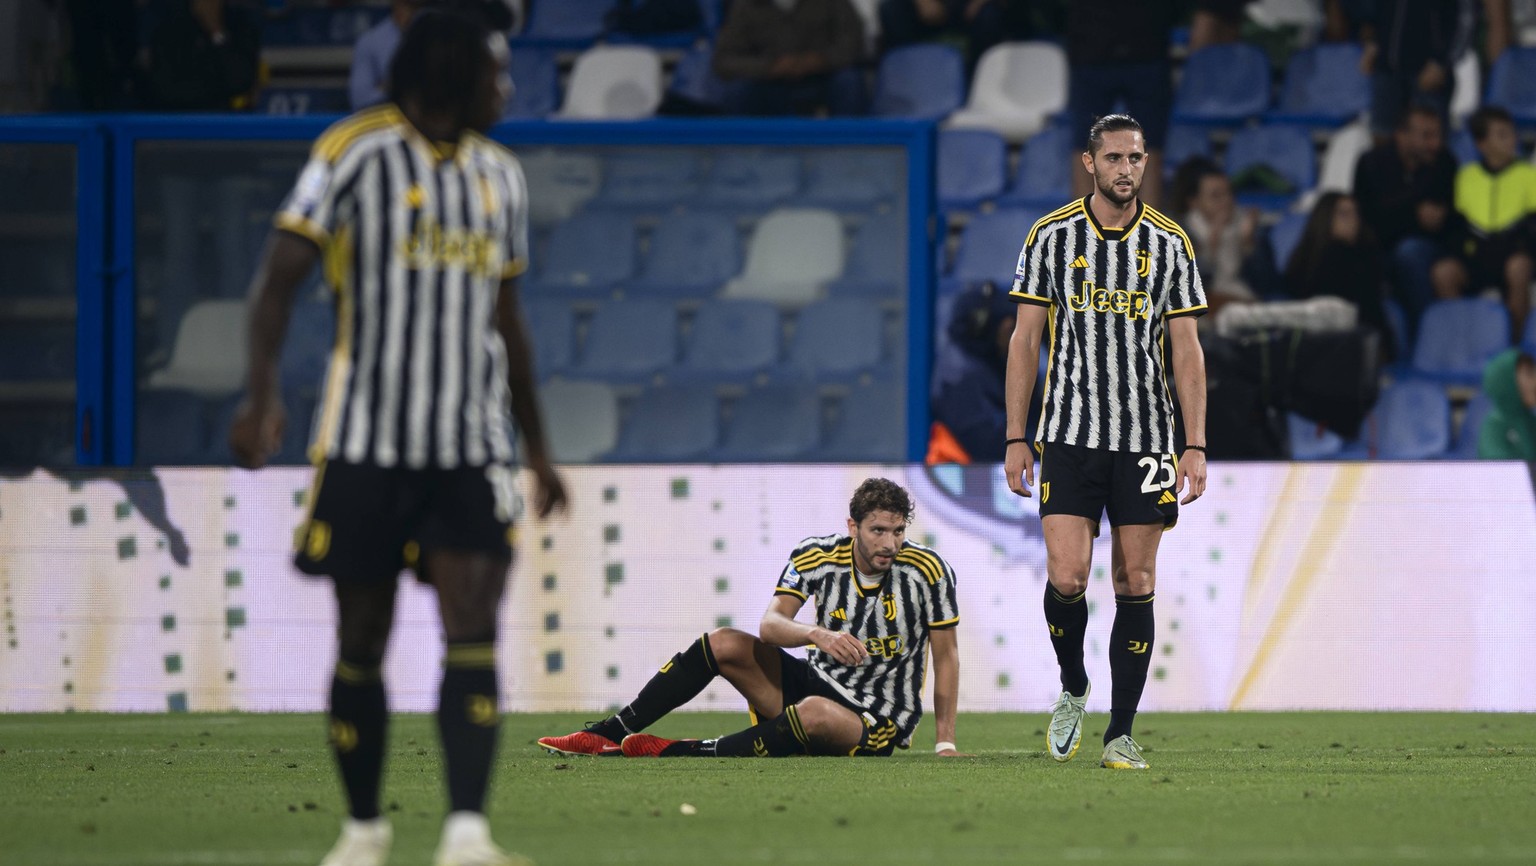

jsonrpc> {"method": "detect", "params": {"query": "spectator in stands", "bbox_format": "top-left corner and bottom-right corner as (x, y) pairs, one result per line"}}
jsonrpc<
(1177, 158), (1259, 323)
(1356, 0), (1472, 140)
(1065, 1), (1175, 208)
(1477, 347), (1536, 459)
(929, 281), (1035, 463)
(1454, 105), (1536, 341)
(147, 0), (262, 111)
(350, 0), (426, 111)
(713, 0), (868, 116)
(1285, 191), (1395, 359)
(1352, 103), (1462, 336)
(64, 0), (141, 110)
(1188, 0), (1255, 52)
(876, 0), (1036, 73)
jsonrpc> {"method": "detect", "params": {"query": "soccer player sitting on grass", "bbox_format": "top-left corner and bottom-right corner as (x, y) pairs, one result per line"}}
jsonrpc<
(538, 478), (966, 758)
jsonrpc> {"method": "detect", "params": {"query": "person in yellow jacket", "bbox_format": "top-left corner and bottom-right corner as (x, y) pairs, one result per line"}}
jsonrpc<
(1454, 105), (1536, 340)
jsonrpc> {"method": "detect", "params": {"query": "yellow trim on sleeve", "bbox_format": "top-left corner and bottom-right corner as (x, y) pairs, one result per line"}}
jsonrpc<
(275, 212), (330, 247)
(1165, 303), (1209, 318)
(1009, 290), (1051, 306)
(928, 616), (960, 630)
(774, 587), (808, 600)
(501, 257), (528, 279)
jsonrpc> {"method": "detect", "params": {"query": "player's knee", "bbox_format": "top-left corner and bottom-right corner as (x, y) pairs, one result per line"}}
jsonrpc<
(791, 697), (845, 738)
(1045, 565), (1089, 595)
(1114, 565), (1156, 596)
(705, 627), (754, 666)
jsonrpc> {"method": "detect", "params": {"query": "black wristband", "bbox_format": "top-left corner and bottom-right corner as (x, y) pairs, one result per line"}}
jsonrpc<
(1005, 437), (1028, 446)
(1184, 445), (1207, 453)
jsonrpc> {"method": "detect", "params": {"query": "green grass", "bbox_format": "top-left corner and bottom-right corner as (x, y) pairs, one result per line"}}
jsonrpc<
(1, 712), (1534, 865)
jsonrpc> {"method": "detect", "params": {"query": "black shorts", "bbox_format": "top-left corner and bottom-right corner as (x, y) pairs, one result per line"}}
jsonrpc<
(754, 650), (901, 757)
(1036, 441), (1178, 533)
(293, 460), (517, 582)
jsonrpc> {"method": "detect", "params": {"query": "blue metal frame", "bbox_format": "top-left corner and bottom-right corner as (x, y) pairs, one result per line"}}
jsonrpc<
(18, 115), (938, 465)
(0, 119), (108, 465)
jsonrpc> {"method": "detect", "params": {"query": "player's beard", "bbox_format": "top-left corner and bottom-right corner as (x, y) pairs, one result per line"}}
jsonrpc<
(1096, 172), (1140, 207)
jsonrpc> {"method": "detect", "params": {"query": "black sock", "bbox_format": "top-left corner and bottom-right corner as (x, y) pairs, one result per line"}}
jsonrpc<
(437, 642), (500, 814)
(329, 658), (388, 821)
(706, 706), (812, 757)
(1043, 584), (1090, 696)
(1105, 592), (1155, 743)
(599, 634), (719, 742)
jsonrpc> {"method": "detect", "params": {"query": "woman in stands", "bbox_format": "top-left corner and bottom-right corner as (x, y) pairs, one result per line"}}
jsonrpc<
(1285, 191), (1394, 361)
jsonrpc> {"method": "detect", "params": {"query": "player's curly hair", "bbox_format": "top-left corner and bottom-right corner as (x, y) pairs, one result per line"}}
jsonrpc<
(386, 8), (496, 129)
(1087, 113), (1144, 155)
(849, 478), (915, 525)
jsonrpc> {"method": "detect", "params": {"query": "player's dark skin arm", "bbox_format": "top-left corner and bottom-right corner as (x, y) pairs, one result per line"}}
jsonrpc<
(1003, 303), (1048, 497)
(1169, 316), (1207, 504)
(760, 594), (869, 666)
(230, 230), (320, 469)
(495, 277), (568, 519)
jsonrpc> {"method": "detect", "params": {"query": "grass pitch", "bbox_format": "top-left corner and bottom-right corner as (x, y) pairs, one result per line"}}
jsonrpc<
(2, 711), (1533, 865)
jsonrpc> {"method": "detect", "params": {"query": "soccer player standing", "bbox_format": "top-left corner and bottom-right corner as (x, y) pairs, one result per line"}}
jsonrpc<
(1003, 114), (1207, 770)
(229, 9), (566, 866)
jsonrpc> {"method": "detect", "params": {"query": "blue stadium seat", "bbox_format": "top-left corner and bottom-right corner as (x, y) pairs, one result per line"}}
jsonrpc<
(1411, 298), (1510, 385)
(607, 384), (719, 461)
(570, 299), (677, 381)
(1450, 126), (1479, 165)
(524, 300), (576, 379)
(258, 85), (349, 116)
(506, 47), (560, 118)
(800, 150), (905, 208)
(699, 151), (801, 209)
(871, 44), (966, 120)
(778, 299), (886, 381)
(715, 385), (821, 460)
(528, 212), (637, 297)
(678, 299), (781, 381)
(597, 150), (701, 209)
(938, 129), (1008, 212)
(818, 379), (906, 461)
(949, 209), (1040, 289)
(1376, 379), (1451, 459)
(1225, 125), (1316, 211)
(522, 0), (614, 43)
(1267, 211), (1310, 274)
(630, 213), (742, 298)
(1452, 392), (1494, 458)
(828, 213), (905, 298)
(1162, 124), (1214, 180)
(1267, 42), (1369, 127)
(1172, 44), (1272, 124)
(664, 43), (727, 112)
(1484, 46), (1536, 124)
(1287, 413), (1344, 459)
(999, 122), (1073, 208)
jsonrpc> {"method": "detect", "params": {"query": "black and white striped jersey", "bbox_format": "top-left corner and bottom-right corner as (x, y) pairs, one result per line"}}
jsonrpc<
(773, 534), (959, 742)
(1010, 196), (1207, 453)
(274, 104), (530, 469)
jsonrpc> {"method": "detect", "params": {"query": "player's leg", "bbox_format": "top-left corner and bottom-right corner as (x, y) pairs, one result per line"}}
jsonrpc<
(425, 548), (528, 866)
(541, 627), (789, 755)
(1102, 523), (1162, 769)
(624, 692), (874, 759)
(1038, 443), (1105, 763)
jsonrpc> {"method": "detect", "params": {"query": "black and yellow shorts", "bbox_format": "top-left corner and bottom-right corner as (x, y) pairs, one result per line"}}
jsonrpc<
(1036, 441), (1179, 533)
(759, 650), (903, 757)
(293, 460), (517, 583)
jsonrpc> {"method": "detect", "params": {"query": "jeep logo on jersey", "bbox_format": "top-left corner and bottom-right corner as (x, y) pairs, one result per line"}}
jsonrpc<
(863, 635), (904, 659)
(1068, 280), (1151, 320)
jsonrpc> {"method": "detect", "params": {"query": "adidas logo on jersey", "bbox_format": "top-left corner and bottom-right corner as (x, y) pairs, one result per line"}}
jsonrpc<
(1069, 255), (1089, 268)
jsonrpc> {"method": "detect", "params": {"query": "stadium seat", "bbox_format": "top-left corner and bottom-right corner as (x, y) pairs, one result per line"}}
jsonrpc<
(723, 208), (846, 305)
(1225, 125), (1316, 211)
(828, 213), (906, 298)
(630, 212), (742, 298)
(699, 151), (801, 209)
(1484, 46), (1536, 125)
(1451, 392), (1494, 458)
(946, 41), (1068, 142)
(1316, 119), (1372, 193)
(871, 44), (966, 121)
(664, 43), (727, 113)
(506, 47), (560, 118)
(559, 45), (663, 119)
(1172, 44), (1271, 124)
(607, 384), (719, 461)
(1376, 379), (1451, 459)
(1266, 211), (1309, 274)
(938, 129), (1008, 212)
(949, 209), (1039, 289)
(1450, 127), (1479, 165)
(1163, 124), (1214, 181)
(519, 149), (603, 227)
(528, 212), (637, 297)
(677, 299), (782, 381)
(1451, 49), (1481, 129)
(146, 299), (247, 396)
(998, 121), (1073, 209)
(800, 150), (905, 208)
(778, 298), (886, 381)
(1411, 298), (1510, 385)
(715, 385), (822, 460)
(596, 149), (701, 209)
(524, 300), (576, 379)
(569, 299), (677, 381)
(1287, 412), (1344, 459)
(1267, 42), (1368, 127)
(257, 85), (349, 116)
(1383, 298), (1410, 363)
(539, 378), (619, 462)
(818, 379), (906, 461)
(522, 0), (614, 43)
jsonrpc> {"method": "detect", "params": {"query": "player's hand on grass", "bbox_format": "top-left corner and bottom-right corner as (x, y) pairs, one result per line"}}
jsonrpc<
(528, 459), (568, 519)
(1178, 447), (1207, 505)
(229, 393), (285, 470)
(1004, 441), (1034, 498)
(812, 627), (868, 666)
(936, 746), (973, 757)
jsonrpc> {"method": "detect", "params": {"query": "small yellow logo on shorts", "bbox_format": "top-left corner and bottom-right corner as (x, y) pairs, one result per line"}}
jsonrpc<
(1041, 482), (1051, 504)
(304, 520), (332, 561)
